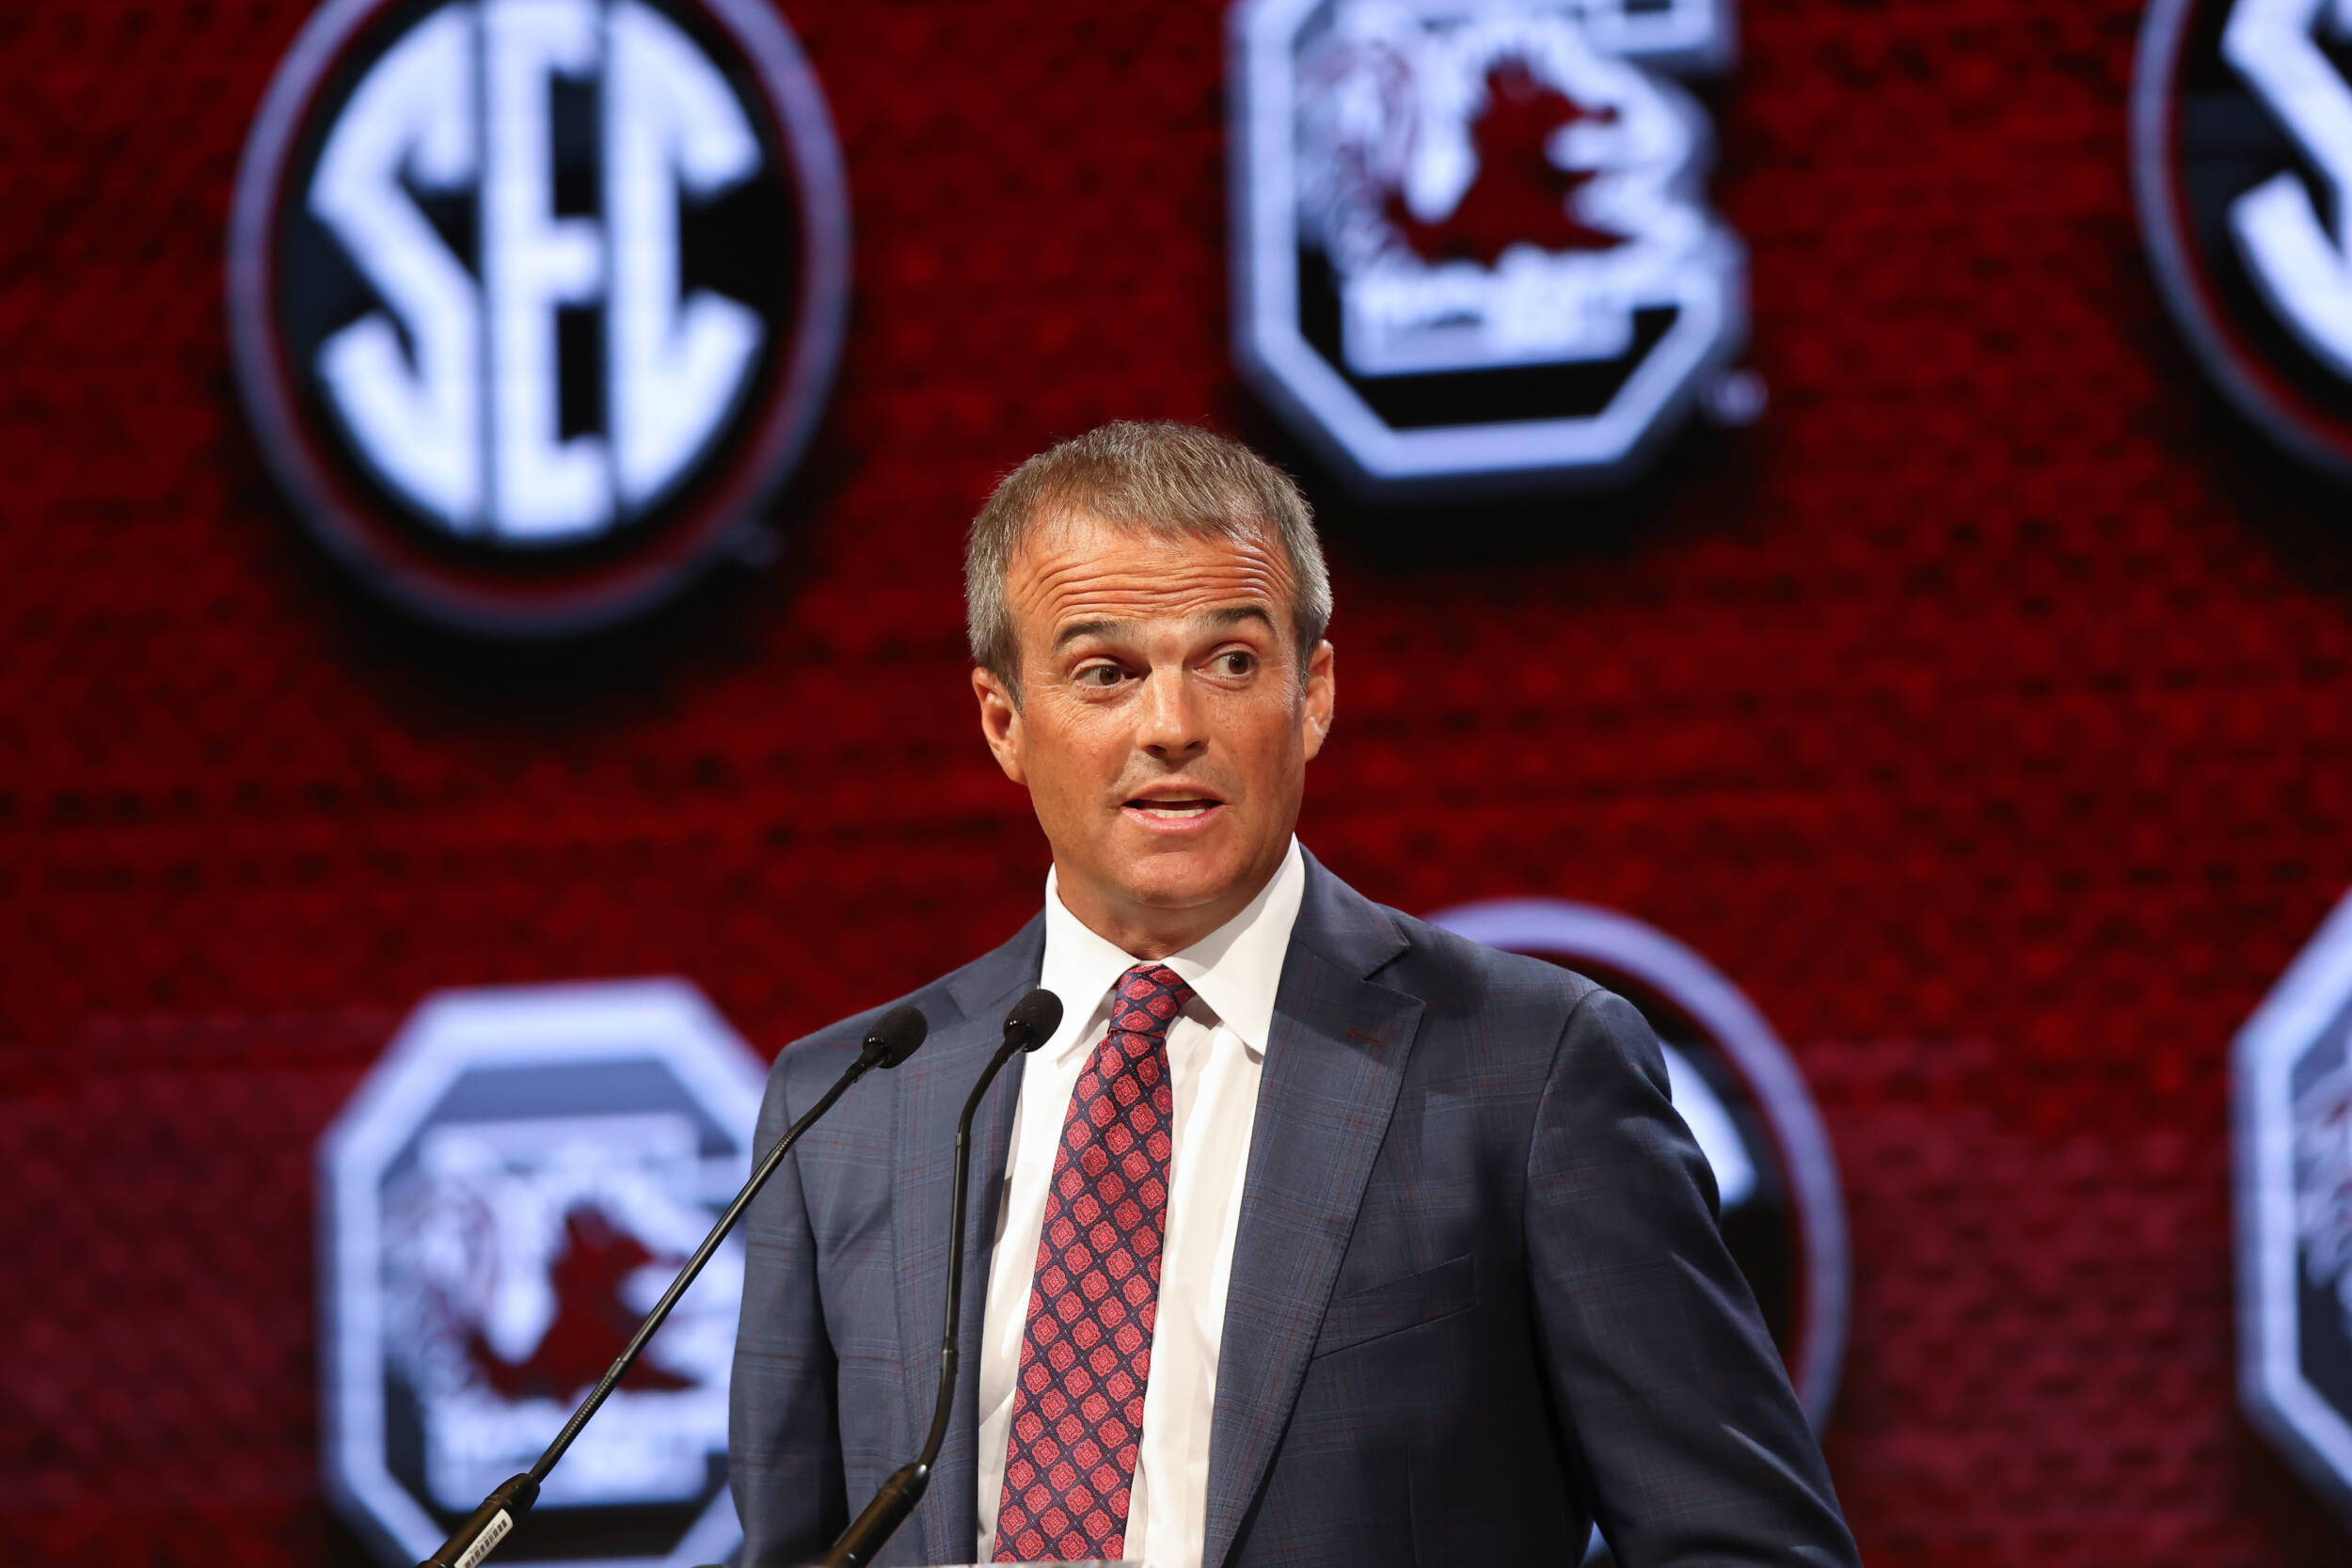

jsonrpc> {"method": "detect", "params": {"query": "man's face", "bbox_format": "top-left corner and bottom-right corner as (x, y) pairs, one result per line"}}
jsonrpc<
(973, 512), (1335, 956)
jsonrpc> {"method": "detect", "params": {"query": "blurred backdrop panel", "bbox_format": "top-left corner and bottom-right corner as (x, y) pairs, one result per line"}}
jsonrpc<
(8, 0), (2352, 1565)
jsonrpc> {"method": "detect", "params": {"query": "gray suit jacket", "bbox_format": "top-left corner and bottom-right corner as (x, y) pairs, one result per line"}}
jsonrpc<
(729, 852), (1859, 1567)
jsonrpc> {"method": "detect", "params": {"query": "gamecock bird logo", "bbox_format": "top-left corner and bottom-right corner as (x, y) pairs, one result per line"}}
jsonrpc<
(1232, 0), (1746, 493)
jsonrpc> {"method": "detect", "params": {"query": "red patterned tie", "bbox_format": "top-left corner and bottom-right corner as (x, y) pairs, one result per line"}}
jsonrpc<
(992, 962), (1192, 1562)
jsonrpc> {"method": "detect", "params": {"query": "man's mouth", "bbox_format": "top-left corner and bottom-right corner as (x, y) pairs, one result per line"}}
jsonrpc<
(1123, 795), (1224, 822)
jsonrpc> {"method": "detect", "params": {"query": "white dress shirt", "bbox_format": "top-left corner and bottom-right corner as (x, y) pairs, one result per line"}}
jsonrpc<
(975, 837), (1306, 1568)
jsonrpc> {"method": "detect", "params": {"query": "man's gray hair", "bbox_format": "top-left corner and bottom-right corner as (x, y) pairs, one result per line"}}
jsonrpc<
(964, 421), (1332, 687)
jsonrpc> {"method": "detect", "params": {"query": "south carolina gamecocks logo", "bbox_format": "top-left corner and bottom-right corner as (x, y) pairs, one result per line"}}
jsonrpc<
(318, 980), (766, 1568)
(1232, 0), (1746, 495)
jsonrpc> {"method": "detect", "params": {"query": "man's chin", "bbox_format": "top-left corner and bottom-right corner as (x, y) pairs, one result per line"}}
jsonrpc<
(1106, 843), (1256, 913)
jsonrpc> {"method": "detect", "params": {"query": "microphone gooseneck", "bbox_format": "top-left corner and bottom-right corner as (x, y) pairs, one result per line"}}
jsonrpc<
(415, 1004), (929, 1568)
(818, 988), (1062, 1568)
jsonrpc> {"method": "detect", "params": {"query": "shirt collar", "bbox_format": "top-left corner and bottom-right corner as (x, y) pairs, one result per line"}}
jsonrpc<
(1038, 837), (1307, 1064)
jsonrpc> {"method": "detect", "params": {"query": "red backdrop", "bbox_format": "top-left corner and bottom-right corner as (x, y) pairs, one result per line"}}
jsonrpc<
(4, 0), (2348, 1563)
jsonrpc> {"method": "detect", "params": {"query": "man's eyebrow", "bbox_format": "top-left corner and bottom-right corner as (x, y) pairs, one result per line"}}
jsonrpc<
(1201, 605), (1279, 634)
(1051, 617), (1131, 652)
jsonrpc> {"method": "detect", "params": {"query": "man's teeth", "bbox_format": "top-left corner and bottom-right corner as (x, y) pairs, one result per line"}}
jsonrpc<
(1135, 801), (1214, 817)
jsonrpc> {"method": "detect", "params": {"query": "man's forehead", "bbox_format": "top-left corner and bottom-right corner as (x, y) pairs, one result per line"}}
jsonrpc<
(1008, 512), (1294, 626)
(1016, 505), (1284, 565)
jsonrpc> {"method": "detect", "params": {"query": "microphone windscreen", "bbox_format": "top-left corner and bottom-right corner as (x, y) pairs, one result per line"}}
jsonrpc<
(1003, 988), (1063, 1053)
(866, 1005), (929, 1069)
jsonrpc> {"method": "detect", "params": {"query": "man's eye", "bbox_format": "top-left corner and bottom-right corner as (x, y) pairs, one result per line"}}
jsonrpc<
(1217, 651), (1256, 676)
(1076, 664), (1123, 688)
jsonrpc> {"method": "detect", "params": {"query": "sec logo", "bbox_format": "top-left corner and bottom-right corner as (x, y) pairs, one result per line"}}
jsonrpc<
(1230, 0), (1747, 496)
(229, 0), (849, 635)
(318, 978), (769, 1568)
(2136, 0), (2352, 481)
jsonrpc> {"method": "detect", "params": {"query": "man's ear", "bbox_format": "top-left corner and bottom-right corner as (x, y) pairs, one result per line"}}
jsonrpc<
(1301, 640), (1336, 761)
(973, 665), (1027, 784)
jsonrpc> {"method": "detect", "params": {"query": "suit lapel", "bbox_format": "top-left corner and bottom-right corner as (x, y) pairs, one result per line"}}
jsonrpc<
(1202, 858), (1423, 1568)
(890, 917), (1041, 1564)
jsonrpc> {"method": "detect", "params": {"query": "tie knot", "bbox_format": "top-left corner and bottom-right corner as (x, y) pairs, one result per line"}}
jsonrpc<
(1110, 962), (1194, 1039)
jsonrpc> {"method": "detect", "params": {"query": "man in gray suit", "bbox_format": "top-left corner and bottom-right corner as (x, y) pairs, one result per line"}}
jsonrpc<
(729, 422), (1860, 1567)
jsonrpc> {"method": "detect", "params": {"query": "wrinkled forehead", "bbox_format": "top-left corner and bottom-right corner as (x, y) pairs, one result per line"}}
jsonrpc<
(1005, 508), (1296, 641)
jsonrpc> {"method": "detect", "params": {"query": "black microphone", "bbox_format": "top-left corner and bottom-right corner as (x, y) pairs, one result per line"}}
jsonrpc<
(818, 988), (1063, 1568)
(417, 1004), (929, 1568)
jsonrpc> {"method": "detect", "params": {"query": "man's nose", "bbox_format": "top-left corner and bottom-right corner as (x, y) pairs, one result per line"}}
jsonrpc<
(1136, 666), (1209, 759)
